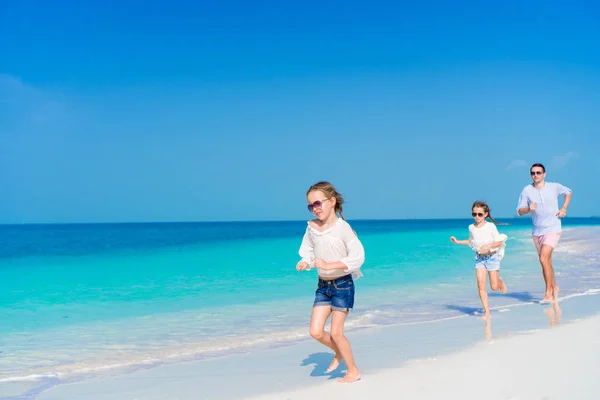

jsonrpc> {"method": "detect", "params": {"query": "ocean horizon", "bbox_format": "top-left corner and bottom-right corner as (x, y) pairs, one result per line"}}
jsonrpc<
(4, 215), (600, 225)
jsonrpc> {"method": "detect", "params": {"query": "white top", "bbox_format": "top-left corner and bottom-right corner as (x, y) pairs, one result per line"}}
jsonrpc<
(468, 221), (508, 260)
(298, 218), (365, 280)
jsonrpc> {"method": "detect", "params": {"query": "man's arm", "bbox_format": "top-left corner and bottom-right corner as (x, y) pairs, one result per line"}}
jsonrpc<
(557, 191), (572, 218)
(518, 202), (536, 216)
(517, 206), (530, 216)
(562, 192), (572, 211)
(516, 189), (532, 216)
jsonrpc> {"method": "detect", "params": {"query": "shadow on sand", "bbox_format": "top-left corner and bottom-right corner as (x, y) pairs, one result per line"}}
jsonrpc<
(489, 291), (538, 303)
(447, 291), (540, 316)
(445, 304), (481, 316)
(301, 352), (346, 379)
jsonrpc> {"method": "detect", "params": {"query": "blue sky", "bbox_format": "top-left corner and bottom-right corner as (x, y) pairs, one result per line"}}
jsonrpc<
(1, 1), (599, 223)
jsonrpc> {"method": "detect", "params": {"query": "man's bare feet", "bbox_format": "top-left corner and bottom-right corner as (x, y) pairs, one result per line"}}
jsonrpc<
(338, 371), (361, 383)
(540, 292), (552, 303)
(326, 355), (341, 373)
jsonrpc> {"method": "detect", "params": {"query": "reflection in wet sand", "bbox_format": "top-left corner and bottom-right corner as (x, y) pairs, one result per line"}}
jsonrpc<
(482, 301), (563, 341)
(484, 318), (492, 341)
(544, 301), (562, 327)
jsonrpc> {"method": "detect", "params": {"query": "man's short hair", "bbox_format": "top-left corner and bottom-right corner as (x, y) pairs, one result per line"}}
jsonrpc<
(530, 163), (546, 173)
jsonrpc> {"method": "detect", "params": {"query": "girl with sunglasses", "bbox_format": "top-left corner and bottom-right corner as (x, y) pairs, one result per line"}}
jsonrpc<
(450, 201), (508, 319)
(296, 181), (365, 383)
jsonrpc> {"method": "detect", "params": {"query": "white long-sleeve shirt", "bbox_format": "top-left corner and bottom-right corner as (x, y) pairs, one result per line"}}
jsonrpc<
(298, 218), (365, 280)
(468, 222), (508, 260)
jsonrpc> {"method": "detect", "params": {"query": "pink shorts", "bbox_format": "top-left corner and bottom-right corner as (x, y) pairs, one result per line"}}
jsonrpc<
(532, 232), (561, 254)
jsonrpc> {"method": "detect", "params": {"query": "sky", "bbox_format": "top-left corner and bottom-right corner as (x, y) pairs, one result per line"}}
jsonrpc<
(1, 0), (599, 223)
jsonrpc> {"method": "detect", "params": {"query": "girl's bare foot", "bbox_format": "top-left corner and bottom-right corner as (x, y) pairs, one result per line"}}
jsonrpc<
(338, 370), (361, 383)
(326, 355), (341, 373)
(500, 280), (507, 294)
(552, 286), (560, 302)
(479, 312), (491, 320)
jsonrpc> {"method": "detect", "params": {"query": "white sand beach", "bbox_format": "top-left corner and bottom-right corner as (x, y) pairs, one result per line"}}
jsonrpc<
(32, 293), (600, 400)
(246, 310), (600, 400)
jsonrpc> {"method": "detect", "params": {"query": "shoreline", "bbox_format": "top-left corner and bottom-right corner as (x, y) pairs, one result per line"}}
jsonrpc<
(3, 286), (597, 390)
(30, 291), (600, 400)
(246, 311), (600, 400)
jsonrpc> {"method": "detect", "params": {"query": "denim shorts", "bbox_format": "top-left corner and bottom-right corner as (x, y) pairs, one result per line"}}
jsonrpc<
(313, 274), (355, 312)
(475, 253), (500, 271)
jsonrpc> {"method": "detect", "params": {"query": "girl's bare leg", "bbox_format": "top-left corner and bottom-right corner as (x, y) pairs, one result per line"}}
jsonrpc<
(488, 271), (507, 294)
(330, 310), (361, 383)
(309, 306), (342, 371)
(476, 268), (490, 319)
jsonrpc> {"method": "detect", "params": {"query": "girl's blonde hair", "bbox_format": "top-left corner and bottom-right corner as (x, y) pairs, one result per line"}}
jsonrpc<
(306, 181), (347, 220)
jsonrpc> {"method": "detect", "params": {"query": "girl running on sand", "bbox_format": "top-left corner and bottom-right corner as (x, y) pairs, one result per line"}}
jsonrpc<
(450, 201), (508, 319)
(296, 181), (365, 383)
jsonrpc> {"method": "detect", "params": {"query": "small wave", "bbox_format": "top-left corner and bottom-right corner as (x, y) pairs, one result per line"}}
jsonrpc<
(2, 289), (599, 385)
(0, 372), (63, 383)
(558, 288), (600, 301)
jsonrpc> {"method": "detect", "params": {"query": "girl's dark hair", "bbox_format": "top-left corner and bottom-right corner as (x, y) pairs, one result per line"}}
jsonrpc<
(306, 181), (347, 220)
(472, 201), (506, 225)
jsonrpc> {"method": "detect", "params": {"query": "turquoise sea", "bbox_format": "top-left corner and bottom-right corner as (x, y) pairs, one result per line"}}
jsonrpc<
(1, 218), (600, 392)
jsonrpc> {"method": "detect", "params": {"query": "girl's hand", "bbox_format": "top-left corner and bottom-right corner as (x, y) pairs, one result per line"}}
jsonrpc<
(296, 261), (310, 271)
(450, 236), (458, 244)
(479, 244), (491, 253)
(314, 259), (329, 270)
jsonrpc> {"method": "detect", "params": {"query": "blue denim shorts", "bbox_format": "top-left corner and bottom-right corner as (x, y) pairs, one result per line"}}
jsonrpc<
(313, 274), (355, 312)
(475, 253), (500, 271)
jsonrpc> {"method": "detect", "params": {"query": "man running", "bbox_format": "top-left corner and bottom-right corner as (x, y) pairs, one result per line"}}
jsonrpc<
(517, 163), (573, 303)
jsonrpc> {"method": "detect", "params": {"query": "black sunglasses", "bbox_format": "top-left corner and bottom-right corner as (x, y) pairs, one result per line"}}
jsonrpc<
(472, 212), (485, 217)
(307, 198), (331, 212)
(530, 171), (544, 176)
